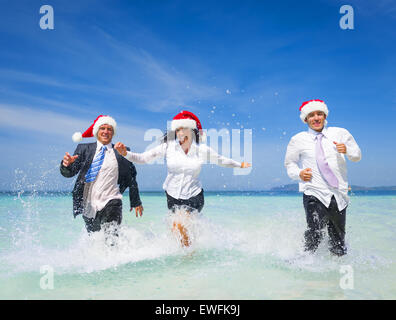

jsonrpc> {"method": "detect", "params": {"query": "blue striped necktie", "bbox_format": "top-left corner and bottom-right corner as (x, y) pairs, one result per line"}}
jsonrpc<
(85, 146), (107, 183)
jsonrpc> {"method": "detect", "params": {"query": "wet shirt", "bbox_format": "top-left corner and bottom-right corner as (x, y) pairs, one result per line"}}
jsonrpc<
(124, 140), (241, 200)
(284, 127), (361, 210)
(83, 142), (122, 219)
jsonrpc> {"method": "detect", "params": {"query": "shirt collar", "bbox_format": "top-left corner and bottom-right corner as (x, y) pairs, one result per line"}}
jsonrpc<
(96, 141), (112, 151)
(308, 126), (328, 139)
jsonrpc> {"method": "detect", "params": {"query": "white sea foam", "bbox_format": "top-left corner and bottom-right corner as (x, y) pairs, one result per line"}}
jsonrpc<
(1, 192), (395, 299)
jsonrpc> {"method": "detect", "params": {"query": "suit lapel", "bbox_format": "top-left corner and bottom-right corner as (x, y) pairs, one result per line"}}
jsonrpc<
(77, 142), (97, 184)
(87, 142), (97, 165)
(113, 143), (125, 183)
(113, 143), (123, 168)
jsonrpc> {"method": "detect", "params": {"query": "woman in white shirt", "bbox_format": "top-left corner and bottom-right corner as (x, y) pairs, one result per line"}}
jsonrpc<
(114, 110), (251, 246)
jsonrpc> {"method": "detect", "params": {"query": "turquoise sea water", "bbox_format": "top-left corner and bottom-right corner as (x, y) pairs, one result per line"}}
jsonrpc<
(0, 191), (395, 300)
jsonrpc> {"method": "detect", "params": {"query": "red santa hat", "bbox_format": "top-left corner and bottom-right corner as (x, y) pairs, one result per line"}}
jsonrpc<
(72, 115), (117, 143)
(170, 110), (206, 142)
(299, 99), (329, 123)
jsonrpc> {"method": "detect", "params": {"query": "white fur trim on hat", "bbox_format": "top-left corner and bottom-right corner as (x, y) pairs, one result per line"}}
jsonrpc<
(72, 132), (83, 143)
(93, 116), (117, 138)
(171, 119), (197, 131)
(300, 101), (329, 123)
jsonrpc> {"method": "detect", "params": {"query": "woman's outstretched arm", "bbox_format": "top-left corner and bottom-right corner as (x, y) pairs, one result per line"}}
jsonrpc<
(200, 144), (251, 168)
(114, 142), (166, 164)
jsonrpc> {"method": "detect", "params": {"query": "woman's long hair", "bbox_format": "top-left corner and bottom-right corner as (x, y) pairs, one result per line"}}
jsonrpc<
(160, 128), (200, 144)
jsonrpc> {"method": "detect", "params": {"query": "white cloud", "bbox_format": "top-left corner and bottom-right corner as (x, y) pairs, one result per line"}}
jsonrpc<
(81, 28), (221, 112)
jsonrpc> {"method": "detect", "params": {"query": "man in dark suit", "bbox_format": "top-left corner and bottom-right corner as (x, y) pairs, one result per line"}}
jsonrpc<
(60, 115), (143, 239)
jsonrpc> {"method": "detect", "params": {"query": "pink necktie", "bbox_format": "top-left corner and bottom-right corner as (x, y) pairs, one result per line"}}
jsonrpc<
(315, 133), (339, 188)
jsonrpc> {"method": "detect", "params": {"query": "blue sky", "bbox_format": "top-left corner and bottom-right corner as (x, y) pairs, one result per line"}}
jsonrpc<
(1, 0), (396, 191)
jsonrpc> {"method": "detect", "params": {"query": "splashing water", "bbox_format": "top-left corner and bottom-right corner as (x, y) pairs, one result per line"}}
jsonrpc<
(1, 184), (395, 299)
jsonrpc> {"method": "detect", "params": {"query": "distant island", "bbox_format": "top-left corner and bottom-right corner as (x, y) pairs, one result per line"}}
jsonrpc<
(270, 184), (396, 192)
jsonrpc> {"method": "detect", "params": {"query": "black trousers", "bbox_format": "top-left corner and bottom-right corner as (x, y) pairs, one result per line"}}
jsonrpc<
(303, 194), (347, 256)
(166, 189), (204, 213)
(82, 199), (122, 235)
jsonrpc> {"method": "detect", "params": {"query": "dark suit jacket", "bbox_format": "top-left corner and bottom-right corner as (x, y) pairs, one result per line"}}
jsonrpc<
(60, 142), (142, 218)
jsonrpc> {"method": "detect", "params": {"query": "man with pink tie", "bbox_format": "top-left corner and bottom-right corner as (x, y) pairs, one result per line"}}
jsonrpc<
(284, 100), (361, 256)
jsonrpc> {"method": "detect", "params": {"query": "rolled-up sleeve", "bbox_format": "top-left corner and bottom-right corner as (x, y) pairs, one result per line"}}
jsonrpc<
(343, 129), (362, 162)
(284, 137), (302, 181)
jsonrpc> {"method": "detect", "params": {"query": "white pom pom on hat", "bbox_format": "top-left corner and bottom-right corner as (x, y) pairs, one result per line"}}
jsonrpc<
(72, 132), (83, 143)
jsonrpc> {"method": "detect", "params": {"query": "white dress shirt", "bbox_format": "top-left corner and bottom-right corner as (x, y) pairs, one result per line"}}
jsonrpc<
(124, 140), (241, 200)
(284, 127), (361, 210)
(83, 142), (122, 219)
